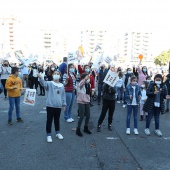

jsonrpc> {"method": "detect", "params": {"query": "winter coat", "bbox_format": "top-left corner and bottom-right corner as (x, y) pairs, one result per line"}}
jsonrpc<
(102, 83), (116, 100)
(143, 82), (167, 114)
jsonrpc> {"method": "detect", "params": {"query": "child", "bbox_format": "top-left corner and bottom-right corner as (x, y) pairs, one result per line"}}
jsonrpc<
(116, 71), (124, 103)
(5, 67), (24, 125)
(140, 81), (149, 121)
(76, 73), (92, 137)
(143, 74), (168, 137)
(125, 76), (142, 135)
(38, 71), (66, 142)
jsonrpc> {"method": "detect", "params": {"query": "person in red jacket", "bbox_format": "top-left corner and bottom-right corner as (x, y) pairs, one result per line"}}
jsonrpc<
(78, 63), (95, 107)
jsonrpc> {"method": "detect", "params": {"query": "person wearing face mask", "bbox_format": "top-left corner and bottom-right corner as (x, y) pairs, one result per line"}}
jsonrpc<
(139, 81), (149, 121)
(116, 71), (124, 103)
(164, 74), (170, 112)
(1, 61), (11, 99)
(78, 63), (95, 107)
(63, 64), (76, 123)
(5, 67), (24, 125)
(146, 76), (152, 84)
(125, 76), (142, 135)
(143, 74), (168, 137)
(38, 71), (66, 142)
(76, 73), (92, 137)
(137, 59), (148, 86)
(45, 65), (56, 81)
(29, 63), (38, 91)
(38, 66), (45, 96)
(97, 83), (116, 132)
(122, 68), (134, 107)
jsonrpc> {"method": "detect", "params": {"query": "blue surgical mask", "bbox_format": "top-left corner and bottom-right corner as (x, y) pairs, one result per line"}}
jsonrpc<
(127, 71), (131, 74)
(143, 68), (147, 72)
(69, 68), (74, 73)
(85, 68), (90, 73)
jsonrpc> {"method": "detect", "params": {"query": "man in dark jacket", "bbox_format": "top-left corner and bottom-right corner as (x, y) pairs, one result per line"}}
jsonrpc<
(164, 74), (170, 112)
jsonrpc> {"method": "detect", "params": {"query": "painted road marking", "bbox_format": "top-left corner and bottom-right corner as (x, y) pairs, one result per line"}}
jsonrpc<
(106, 137), (119, 140)
(39, 111), (46, 113)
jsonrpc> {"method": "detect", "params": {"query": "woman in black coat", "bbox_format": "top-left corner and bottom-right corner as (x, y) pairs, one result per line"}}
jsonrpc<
(143, 74), (169, 137)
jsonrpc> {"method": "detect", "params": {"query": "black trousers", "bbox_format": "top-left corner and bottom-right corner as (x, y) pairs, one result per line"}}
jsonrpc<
(1, 79), (7, 97)
(30, 77), (38, 90)
(38, 81), (45, 95)
(46, 107), (61, 134)
(98, 99), (115, 126)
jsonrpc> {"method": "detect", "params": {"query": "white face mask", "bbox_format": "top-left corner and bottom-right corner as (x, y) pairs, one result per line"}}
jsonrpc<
(147, 80), (151, 83)
(155, 81), (161, 85)
(51, 67), (55, 71)
(53, 75), (60, 80)
(131, 82), (137, 86)
(86, 79), (90, 83)
(141, 84), (145, 88)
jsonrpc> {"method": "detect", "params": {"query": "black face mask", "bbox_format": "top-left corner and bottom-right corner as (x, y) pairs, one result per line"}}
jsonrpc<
(4, 64), (8, 67)
(101, 67), (104, 70)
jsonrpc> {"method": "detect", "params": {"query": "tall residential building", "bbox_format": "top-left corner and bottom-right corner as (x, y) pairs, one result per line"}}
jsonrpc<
(117, 32), (153, 63)
(0, 17), (19, 57)
(80, 30), (106, 56)
(40, 29), (67, 60)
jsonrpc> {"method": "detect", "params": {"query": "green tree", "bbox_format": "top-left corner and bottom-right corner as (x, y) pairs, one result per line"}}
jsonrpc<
(154, 50), (170, 66)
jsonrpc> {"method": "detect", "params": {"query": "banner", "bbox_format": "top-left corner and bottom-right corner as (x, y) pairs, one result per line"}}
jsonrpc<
(23, 89), (36, 106)
(103, 70), (118, 87)
(94, 44), (101, 52)
(91, 52), (104, 69)
(67, 52), (78, 64)
(104, 56), (113, 64)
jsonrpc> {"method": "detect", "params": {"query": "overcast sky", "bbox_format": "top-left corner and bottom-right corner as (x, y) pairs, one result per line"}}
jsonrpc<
(1, 0), (170, 54)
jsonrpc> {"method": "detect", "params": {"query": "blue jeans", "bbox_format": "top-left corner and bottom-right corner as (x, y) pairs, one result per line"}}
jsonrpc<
(123, 91), (127, 105)
(146, 107), (160, 129)
(116, 86), (123, 101)
(64, 92), (75, 120)
(126, 105), (138, 128)
(98, 84), (103, 103)
(8, 97), (21, 121)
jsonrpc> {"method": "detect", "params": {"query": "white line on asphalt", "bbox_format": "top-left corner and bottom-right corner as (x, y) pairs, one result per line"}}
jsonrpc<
(2, 110), (8, 113)
(163, 137), (170, 140)
(106, 137), (119, 140)
(39, 111), (46, 113)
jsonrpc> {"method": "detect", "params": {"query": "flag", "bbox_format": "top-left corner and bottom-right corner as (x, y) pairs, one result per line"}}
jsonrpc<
(91, 52), (104, 69)
(94, 45), (101, 52)
(14, 50), (24, 59)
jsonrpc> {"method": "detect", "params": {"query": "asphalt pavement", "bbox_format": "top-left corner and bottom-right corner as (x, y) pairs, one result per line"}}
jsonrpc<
(0, 93), (170, 170)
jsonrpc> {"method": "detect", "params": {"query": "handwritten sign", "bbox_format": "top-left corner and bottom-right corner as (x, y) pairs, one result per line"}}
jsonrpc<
(23, 89), (36, 106)
(104, 56), (113, 64)
(67, 52), (78, 64)
(103, 70), (118, 87)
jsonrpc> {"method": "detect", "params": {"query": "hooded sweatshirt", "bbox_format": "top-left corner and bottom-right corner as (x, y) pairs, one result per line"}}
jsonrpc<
(5, 75), (22, 97)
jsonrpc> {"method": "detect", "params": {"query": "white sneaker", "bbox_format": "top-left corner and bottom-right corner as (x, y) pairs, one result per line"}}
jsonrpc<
(126, 128), (130, 135)
(70, 118), (74, 122)
(56, 133), (64, 140)
(66, 118), (72, 123)
(47, 136), (52, 143)
(123, 104), (126, 108)
(155, 129), (162, 137)
(117, 101), (120, 103)
(134, 129), (139, 135)
(144, 128), (151, 136)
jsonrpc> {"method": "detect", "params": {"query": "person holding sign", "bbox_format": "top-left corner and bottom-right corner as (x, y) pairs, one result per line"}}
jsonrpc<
(38, 71), (66, 142)
(125, 76), (142, 135)
(143, 74), (168, 137)
(5, 67), (24, 125)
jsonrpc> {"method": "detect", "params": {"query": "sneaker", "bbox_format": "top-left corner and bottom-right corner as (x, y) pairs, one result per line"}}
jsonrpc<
(66, 118), (72, 123)
(123, 104), (126, 108)
(134, 129), (139, 135)
(17, 118), (24, 123)
(70, 118), (74, 122)
(126, 128), (130, 135)
(97, 125), (101, 132)
(5, 96), (8, 100)
(144, 128), (151, 135)
(155, 129), (162, 137)
(108, 126), (113, 131)
(47, 136), (52, 143)
(117, 101), (120, 103)
(56, 133), (64, 140)
(8, 120), (13, 125)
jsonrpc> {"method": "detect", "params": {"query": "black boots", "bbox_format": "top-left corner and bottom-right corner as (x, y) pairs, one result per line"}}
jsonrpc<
(76, 128), (83, 137)
(97, 125), (101, 132)
(84, 126), (92, 134)
(108, 125), (113, 131)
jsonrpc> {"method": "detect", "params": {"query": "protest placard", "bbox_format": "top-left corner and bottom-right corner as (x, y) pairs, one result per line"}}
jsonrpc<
(23, 89), (36, 106)
(103, 70), (118, 87)
(104, 56), (113, 64)
(67, 52), (78, 64)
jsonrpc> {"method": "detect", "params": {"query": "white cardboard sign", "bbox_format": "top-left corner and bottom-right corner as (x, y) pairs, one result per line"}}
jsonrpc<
(103, 70), (118, 87)
(67, 52), (78, 64)
(23, 89), (36, 106)
(104, 56), (113, 64)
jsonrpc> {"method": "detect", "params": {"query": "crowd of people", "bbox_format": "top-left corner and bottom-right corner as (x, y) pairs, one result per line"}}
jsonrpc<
(0, 57), (170, 143)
